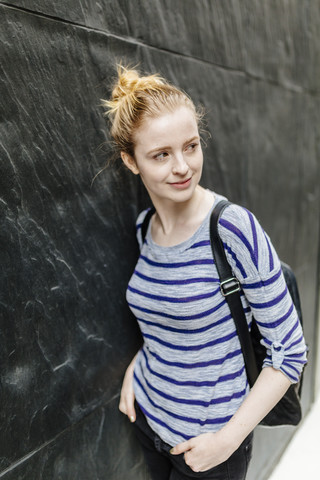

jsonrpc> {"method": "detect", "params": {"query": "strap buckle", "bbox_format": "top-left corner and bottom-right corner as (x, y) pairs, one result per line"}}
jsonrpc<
(220, 277), (240, 297)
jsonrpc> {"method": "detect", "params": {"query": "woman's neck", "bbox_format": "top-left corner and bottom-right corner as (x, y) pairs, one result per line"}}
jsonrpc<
(149, 187), (215, 247)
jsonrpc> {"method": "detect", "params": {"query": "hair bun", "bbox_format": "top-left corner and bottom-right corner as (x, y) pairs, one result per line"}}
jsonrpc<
(111, 66), (141, 101)
(103, 65), (165, 117)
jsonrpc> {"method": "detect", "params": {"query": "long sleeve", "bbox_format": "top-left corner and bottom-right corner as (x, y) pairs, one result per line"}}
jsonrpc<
(218, 204), (307, 383)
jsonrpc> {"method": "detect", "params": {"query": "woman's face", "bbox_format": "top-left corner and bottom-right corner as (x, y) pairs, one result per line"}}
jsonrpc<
(122, 106), (203, 207)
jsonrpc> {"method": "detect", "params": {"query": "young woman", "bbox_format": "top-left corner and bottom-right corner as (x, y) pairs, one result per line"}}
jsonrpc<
(102, 66), (307, 480)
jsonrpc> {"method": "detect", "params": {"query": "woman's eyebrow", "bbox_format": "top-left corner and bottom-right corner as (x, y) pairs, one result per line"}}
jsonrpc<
(146, 136), (200, 156)
(147, 145), (171, 156)
(183, 135), (200, 145)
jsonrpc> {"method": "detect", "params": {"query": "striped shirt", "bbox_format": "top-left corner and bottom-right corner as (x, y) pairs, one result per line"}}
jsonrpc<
(127, 193), (307, 447)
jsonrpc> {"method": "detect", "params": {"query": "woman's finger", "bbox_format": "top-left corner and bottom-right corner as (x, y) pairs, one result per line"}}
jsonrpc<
(170, 439), (192, 455)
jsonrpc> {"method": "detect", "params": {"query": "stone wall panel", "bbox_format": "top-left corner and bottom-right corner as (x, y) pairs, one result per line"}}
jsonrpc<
(7, 0), (320, 92)
(1, 2), (319, 479)
(0, 400), (149, 480)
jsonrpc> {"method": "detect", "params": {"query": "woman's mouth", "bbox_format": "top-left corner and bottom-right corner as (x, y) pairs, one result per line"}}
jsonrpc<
(169, 177), (192, 189)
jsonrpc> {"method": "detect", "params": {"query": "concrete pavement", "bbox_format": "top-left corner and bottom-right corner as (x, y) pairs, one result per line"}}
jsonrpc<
(268, 392), (320, 479)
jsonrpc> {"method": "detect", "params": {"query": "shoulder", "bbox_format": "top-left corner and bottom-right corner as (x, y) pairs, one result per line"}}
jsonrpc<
(136, 208), (151, 228)
(218, 202), (259, 242)
(217, 202), (280, 281)
(135, 207), (154, 249)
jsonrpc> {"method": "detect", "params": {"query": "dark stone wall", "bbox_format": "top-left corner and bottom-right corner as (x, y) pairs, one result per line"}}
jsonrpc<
(1, 2), (319, 479)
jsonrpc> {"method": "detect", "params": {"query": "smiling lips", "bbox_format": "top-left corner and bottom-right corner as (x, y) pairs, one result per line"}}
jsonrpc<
(169, 177), (192, 189)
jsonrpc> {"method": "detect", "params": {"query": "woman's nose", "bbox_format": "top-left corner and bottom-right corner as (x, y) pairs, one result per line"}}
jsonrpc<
(172, 154), (188, 175)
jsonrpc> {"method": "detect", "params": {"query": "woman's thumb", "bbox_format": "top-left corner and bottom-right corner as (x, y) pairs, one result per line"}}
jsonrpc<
(127, 398), (136, 423)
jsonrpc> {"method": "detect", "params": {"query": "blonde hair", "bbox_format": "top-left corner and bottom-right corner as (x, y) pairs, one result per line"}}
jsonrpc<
(102, 65), (201, 157)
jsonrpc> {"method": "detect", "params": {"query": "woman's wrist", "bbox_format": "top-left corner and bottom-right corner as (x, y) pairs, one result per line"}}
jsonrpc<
(216, 423), (246, 453)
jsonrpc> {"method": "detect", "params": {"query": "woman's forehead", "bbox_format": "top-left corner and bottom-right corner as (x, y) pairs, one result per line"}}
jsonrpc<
(133, 106), (199, 147)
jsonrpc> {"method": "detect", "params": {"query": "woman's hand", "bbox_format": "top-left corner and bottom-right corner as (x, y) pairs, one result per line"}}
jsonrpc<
(119, 353), (138, 422)
(170, 430), (236, 472)
(171, 367), (291, 472)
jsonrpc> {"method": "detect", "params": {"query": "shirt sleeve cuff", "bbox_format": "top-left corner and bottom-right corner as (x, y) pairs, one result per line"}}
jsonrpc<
(261, 339), (285, 369)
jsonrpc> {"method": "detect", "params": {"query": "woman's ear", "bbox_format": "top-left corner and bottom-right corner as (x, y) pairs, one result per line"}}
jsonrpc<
(121, 152), (139, 175)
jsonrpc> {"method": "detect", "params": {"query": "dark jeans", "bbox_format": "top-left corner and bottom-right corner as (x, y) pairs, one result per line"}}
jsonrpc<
(134, 402), (253, 480)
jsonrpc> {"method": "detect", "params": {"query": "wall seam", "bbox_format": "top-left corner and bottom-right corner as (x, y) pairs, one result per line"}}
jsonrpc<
(1, 1), (319, 97)
(0, 397), (114, 477)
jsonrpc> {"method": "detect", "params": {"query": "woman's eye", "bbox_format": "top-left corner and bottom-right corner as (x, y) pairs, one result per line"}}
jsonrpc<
(154, 152), (168, 161)
(186, 143), (198, 152)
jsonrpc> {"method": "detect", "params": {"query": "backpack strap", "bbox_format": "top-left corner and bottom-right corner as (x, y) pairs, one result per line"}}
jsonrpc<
(209, 200), (259, 387)
(140, 207), (156, 244)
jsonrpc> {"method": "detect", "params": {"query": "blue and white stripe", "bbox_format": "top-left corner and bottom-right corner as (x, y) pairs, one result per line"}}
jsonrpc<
(127, 193), (307, 446)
